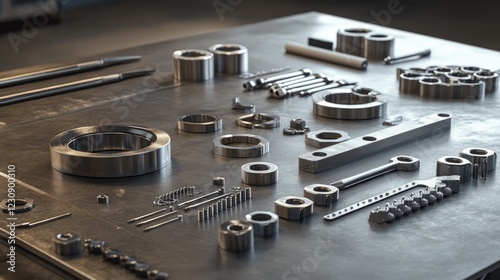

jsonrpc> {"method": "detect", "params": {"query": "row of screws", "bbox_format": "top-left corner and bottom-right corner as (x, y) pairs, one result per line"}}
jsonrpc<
(198, 188), (251, 222)
(369, 183), (453, 224)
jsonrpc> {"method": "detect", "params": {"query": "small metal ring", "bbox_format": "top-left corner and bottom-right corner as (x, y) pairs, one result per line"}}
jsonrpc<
(0, 198), (35, 213)
(241, 162), (278, 186)
(212, 134), (269, 158)
(245, 211), (279, 237)
(236, 113), (280, 129)
(178, 114), (222, 133)
(313, 88), (387, 120)
(274, 196), (313, 220)
(49, 125), (171, 178)
(303, 184), (339, 206)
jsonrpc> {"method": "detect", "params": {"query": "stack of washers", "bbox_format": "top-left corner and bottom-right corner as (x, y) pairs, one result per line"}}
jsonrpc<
(336, 28), (395, 61)
(173, 43), (248, 81)
(398, 65), (499, 99)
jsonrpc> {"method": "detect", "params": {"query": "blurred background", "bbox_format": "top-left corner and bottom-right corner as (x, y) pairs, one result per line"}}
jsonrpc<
(0, 0), (499, 72)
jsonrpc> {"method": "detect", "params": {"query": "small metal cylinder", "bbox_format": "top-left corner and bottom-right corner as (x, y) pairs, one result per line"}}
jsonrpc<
(96, 194), (109, 204)
(363, 33), (395, 61)
(213, 203), (218, 214)
(236, 192), (242, 204)
(198, 210), (204, 222)
(230, 195), (237, 206)
(399, 72), (423, 95)
(241, 162), (279, 186)
(203, 208), (209, 220)
(208, 205), (214, 217)
(336, 28), (372, 56)
(217, 201), (223, 212)
(245, 187), (252, 200)
(222, 198), (228, 210)
(474, 71), (499, 93)
(54, 232), (82, 256)
(173, 49), (214, 82)
(218, 220), (254, 252)
(240, 190), (246, 201)
(419, 77), (443, 98)
(245, 211), (279, 237)
(208, 44), (248, 74)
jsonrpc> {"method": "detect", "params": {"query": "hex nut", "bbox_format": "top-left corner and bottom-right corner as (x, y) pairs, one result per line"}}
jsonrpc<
(305, 130), (350, 148)
(436, 156), (472, 182)
(274, 196), (313, 220)
(54, 232), (82, 256)
(303, 184), (339, 206)
(459, 147), (497, 172)
(97, 194), (109, 204)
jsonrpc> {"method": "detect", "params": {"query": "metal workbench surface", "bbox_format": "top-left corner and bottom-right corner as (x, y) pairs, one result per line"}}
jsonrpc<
(1, 12), (499, 280)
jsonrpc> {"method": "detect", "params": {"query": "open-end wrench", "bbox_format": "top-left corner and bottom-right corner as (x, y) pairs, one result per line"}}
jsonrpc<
(330, 156), (420, 190)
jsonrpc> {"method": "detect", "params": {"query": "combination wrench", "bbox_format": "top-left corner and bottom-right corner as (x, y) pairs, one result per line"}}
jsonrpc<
(330, 155), (420, 189)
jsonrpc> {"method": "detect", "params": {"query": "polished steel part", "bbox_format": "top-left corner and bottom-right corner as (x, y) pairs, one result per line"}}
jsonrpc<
(243, 68), (312, 90)
(285, 41), (368, 70)
(305, 130), (350, 148)
(127, 208), (168, 223)
(212, 134), (269, 158)
(208, 44), (248, 74)
(54, 232), (82, 256)
(135, 210), (179, 226)
(238, 66), (291, 79)
(236, 113), (280, 129)
(232, 97), (255, 113)
(324, 176), (460, 221)
(303, 184), (339, 206)
(274, 196), (313, 220)
(173, 49), (214, 81)
(384, 49), (431, 65)
(144, 215), (183, 232)
(330, 156), (420, 190)
(445, 71), (471, 83)
(97, 195), (109, 204)
(241, 162), (278, 186)
(50, 125), (171, 177)
(183, 192), (231, 211)
(15, 212), (72, 228)
(298, 80), (358, 97)
(245, 211), (279, 237)
(399, 72), (424, 95)
(1, 198), (34, 213)
(299, 113), (452, 173)
(267, 74), (319, 89)
(218, 220), (254, 252)
(368, 207), (395, 224)
(312, 87), (388, 120)
(363, 33), (395, 61)
(177, 188), (225, 208)
(178, 114), (222, 133)
(283, 118), (310, 135)
(436, 156), (472, 182)
(336, 28), (372, 56)
(474, 71), (499, 93)
(459, 147), (497, 179)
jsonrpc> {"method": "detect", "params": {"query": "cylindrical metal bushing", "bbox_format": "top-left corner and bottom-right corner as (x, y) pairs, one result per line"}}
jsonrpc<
(460, 66), (483, 76)
(218, 220), (254, 252)
(433, 67), (453, 80)
(49, 125), (171, 178)
(457, 79), (485, 99)
(241, 162), (278, 186)
(274, 196), (313, 220)
(363, 32), (395, 61)
(54, 232), (82, 256)
(208, 44), (248, 74)
(474, 71), (499, 93)
(459, 147), (497, 172)
(336, 28), (372, 56)
(178, 114), (222, 133)
(245, 211), (279, 237)
(436, 156), (472, 182)
(399, 72), (423, 95)
(303, 184), (339, 206)
(444, 71), (471, 84)
(173, 49), (214, 82)
(212, 134), (269, 158)
(419, 77), (443, 98)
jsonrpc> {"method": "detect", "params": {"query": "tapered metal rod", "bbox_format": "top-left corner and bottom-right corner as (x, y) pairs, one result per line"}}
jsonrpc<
(14, 213), (71, 228)
(127, 208), (168, 223)
(135, 210), (179, 226)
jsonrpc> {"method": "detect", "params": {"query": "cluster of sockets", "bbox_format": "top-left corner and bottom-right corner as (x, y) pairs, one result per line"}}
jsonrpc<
(198, 187), (251, 222)
(368, 183), (454, 224)
(80, 238), (169, 279)
(398, 65), (499, 98)
(153, 186), (198, 206)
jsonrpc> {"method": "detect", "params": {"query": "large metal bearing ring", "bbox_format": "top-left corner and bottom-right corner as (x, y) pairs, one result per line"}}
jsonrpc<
(54, 232), (82, 256)
(241, 162), (278, 186)
(459, 148), (497, 172)
(245, 211), (279, 237)
(212, 134), (269, 158)
(303, 184), (339, 206)
(218, 220), (254, 252)
(436, 156), (472, 182)
(178, 114), (222, 133)
(313, 87), (388, 120)
(274, 196), (313, 220)
(50, 125), (171, 177)
(208, 44), (248, 74)
(173, 49), (214, 81)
